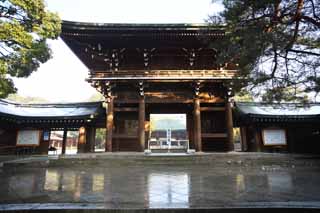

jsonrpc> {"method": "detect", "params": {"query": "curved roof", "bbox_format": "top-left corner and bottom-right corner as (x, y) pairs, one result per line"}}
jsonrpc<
(235, 102), (320, 124)
(236, 102), (320, 116)
(61, 20), (228, 72)
(0, 99), (103, 119)
(61, 20), (225, 32)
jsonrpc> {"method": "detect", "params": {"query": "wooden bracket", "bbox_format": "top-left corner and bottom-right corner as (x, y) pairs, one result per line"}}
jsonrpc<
(138, 81), (144, 97)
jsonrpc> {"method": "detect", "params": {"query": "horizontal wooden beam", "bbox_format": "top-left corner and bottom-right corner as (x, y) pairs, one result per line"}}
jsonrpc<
(113, 134), (138, 139)
(202, 133), (228, 138)
(114, 99), (225, 104)
(114, 107), (139, 112)
(88, 76), (234, 81)
(200, 107), (225, 111)
(93, 69), (237, 73)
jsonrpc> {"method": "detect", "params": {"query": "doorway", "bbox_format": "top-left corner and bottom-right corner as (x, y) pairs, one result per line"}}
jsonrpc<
(48, 131), (79, 155)
(149, 114), (188, 152)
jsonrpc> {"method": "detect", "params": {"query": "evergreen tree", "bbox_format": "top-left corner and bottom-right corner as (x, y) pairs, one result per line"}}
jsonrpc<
(210, 0), (319, 102)
(0, 0), (61, 98)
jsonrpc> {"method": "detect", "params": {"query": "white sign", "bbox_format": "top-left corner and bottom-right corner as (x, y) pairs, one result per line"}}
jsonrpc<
(262, 129), (286, 146)
(16, 130), (40, 146)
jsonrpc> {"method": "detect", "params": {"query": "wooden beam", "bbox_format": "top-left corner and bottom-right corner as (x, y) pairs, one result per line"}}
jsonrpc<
(89, 76), (235, 81)
(194, 98), (202, 152)
(77, 127), (86, 153)
(200, 107), (225, 111)
(138, 97), (146, 151)
(240, 127), (247, 151)
(254, 129), (262, 152)
(202, 133), (228, 138)
(105, 98), (114, 152)
(85, 127), (96, 153)
(93, 69), (237, 77)
(61, 128), (67, 155)
(113, 134), (138, 139)
(225, 101), (234, 151)
(114, 107), (139, 112)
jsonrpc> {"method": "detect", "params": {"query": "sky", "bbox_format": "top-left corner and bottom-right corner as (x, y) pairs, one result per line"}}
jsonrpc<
(12, 0), (224, 102)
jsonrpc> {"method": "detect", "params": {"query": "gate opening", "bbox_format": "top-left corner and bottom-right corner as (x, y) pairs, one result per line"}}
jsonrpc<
(148, 114), (188, 152)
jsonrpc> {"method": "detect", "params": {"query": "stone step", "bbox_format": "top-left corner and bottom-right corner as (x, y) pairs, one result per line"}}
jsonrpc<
(149, 148), (187, 153)
(2, 153), (320, 168)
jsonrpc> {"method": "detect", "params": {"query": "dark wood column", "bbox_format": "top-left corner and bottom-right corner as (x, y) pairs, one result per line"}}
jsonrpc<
(138, 97), (146, 151)
(194, 97), (202, 152)
(77, 127), (86, 153)
(85, 127), (96, 153)
(106, 97), (114, 152)
(226, 101), (234, 151)
(138, 81), (145, 152)
(61, 128), (67, 154)
(254, 128), (262, 152)
(240, 127), (248, 151)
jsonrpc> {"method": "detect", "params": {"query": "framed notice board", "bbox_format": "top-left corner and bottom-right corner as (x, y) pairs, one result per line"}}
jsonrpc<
(262, 129), (287, 146)
(16, 130), (40, 146)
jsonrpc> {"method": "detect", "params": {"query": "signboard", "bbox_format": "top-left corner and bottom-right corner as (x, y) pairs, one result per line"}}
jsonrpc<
(262, 129), (286, 146)
(43, 131), (50, 141)
(16, 130), (40, 146)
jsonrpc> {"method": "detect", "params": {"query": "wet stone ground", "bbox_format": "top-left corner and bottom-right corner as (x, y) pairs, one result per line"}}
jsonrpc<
(0, 156), (320, 209)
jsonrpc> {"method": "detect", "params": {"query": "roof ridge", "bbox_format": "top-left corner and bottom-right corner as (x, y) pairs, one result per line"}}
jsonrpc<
(62, 20), (223, 27)
(0, 99), (103, 108)
(61, 20), (226, 31)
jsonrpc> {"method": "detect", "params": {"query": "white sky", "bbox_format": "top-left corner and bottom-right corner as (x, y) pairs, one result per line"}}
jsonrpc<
(12, 0), (224, 102)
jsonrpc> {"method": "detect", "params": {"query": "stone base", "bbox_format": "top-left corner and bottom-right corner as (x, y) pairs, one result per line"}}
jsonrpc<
(144, 149), (152, 155)
(187, 149), (196, 154)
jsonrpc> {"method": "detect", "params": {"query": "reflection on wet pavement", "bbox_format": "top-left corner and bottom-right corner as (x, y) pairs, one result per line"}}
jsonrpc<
(148, 173), (189, 208)
(1, 165), (320, 208)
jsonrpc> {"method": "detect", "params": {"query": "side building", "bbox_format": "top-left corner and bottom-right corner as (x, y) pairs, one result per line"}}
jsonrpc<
(1, 100), (320, 154)
(235, 102), (320, 154)
(0, 99), (104, 154)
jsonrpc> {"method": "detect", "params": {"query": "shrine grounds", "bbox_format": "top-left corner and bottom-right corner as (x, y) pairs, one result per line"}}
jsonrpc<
(0, 152), (320, 212)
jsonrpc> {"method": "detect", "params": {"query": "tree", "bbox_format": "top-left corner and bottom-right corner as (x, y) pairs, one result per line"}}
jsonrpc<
(86, 93), (105, 102)
(7, 93), (48, 103)
(210, 0), (320, 102)
(0, 0), (61, 98)
(233, 90), (254, 102)
(95, 128), (106, 149)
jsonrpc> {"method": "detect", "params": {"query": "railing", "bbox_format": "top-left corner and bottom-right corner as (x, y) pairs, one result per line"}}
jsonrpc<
(90, 69), (237, 80)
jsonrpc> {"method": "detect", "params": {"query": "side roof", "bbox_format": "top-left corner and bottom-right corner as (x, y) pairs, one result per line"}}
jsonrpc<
(235, 102), (320, 124)
(0, 99), (103, 119)
(236, 102), (320, 116)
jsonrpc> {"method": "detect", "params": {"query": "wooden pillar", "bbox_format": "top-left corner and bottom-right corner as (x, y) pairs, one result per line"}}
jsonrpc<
(61, 128), (67, 155)
(187, 112), (195, 149)
(254, 129), (262, 152)
(193, 98), (202, 152)
(105, 98), (114, 152)
(145, 113), (150, 150)
(226, 101), (234, 151)
(86, 127), (96, 153)
(138, 97), (146, 151)
(38, 130), (50, 154)
(240, 127), (248, 151)
(77, 127), (86, 153)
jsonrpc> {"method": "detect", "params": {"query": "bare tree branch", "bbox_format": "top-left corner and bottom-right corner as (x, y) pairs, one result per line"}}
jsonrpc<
(288, 48), (320, 56)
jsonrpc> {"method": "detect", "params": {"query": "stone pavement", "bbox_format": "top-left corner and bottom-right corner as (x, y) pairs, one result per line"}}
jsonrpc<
(0, 153), (320, 211)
